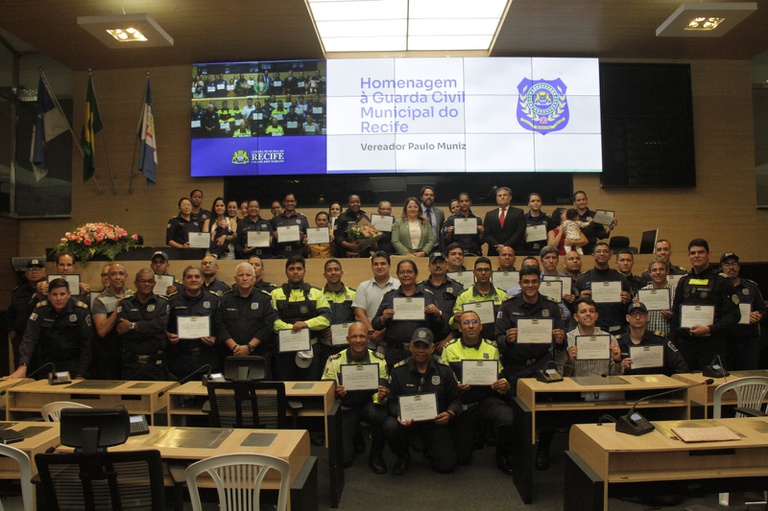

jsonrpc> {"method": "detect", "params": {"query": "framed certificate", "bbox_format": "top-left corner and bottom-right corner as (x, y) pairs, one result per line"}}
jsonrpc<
(330, 323), (352, 346)
(575, 334), (612, 360)
(637, 288), (671, 311)
(739, 302), (751, 325)
(247, 230), (271, 248)
(526, 224), (547, 242)
(277, 225), (301, 243)
(492, 270), (519, 291)
(591, 281), (621, 303)
(667, 274), (683, 288)
(462, 301), (495, 324)
(306, 227), (330, 245)
(177, 316), (211, 339)
(370, 214), (394, 232)
(447, 271), (475, 289)
(398, 393), (438, 422)
(188, 232), (209, 248)
(539, 280), (563, 301)
(461, 360), (499, 386)
(340, 364), (379, 391)
(191, 120), (201, 128)
(392, 297), (425, 321)
(629, 345), (664, 369)
(154, 274), (175, 295)
(278, 329), (311, 352)
(592, 209), (615, 225)
(48, 273), (80, 291)
(680, 304), (715, 329)
(543, 275), (572, 295)
(516, 318), (553, 344)
(453, 217), (477, 235)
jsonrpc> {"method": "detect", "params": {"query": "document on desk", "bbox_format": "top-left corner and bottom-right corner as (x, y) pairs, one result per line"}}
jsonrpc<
(462, 301), (495, 324)
(177, 316), (211, 339)
(278, 329), (311, 352)
(591, 281), (621, 303)
(461, 360), (499, 386)
(637, 288), (671, 311)
(672, 426), (740, 443)
(629, 345), (664, 369)
(277, 225), (301, 243)
(399, 393), (438, 422)
(680, 305), (715, 329)
(340, 363), (379, 391)
(393, 297), (425, 321)
(516, 318), (553, 344)
(575, 334), (612, 360)
(492, 271), (519, 291)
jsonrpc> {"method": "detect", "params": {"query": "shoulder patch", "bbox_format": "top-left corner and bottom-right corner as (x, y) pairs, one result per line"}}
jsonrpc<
(423, 288), (435, 296)
(37, 300), (48, 307)
(546, 295), (559, 303)
(372, 351), (385, 360)
(445, 338), (459, 347)
(482, 338), (498, 348)
(393, 360), (407, 369)
(75, 300), (88, 309)
(667, 340), (679, 352)
(260, 290), (272, 296)
(436, 358), (449, 366)
(327, 353), (342, 361)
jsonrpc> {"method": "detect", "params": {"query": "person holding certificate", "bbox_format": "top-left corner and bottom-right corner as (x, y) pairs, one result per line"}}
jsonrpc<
(37, 251), (92, 303)
(572, 190), (616, 255)
(319, 259), (356, 368)
(519, 193), (552, 256)
(418, 252), (464, 352)
(235, 200), (273, 260)
(150, 251), (183, 296)
(670, 239), (740, 371)
(451, 257), (507, 342)
(574, 242), (631, 335)
(615, 302), (688, 376)
(560, 298), (620, 378)
(382, 328), (461, 475)
(321, 322), (389, 474)
(271, 193), (309, 259)
(441, 311), (515, 475)
(271, 256), (332, 381)
(634, 257), (675, 336)
(539, 246), (576, 324)
(91, 263), (132, 379)
(306, 212), (335, 259)
(166, 197), (202, 249)
(639, 239), (688, 286)
(166, 266), (221, 381)
(441, 192), (484, 256)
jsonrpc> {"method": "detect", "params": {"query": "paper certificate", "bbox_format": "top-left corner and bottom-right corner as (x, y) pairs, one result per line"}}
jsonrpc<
(247, 230), (271, 248)
(462, 301), (495, 324)
(191, 120), (201, 128)
(447, 271), (475, 289)
(177, 316), (211, 339)
(667, 274), (683, 288)
(370, 214), (394, 232)
(340, 364), (379, 391)
(154, 274), (175, 295)
(392, 297), (425, 321)
(739, 303), (751, 325)
(453, 217), (477, 235)
(575, 334), (612, 360)
(680, 305), (715, 329)
(516, 318), (553, 344)
(399, 393), (438, 422)
(539, 280), (563, 301)
(526, 224), (547, 242)
(543, 275), (572, 295)
(188, 232), (209, 248)
(591, 281), (622, 303)
(48, 274), (81, 291)
(493, 271), (519, 291)
(461, 360), (499, 386)
(330, 323), (352, 346)
(592, 209), (615, 225)
(277, 225), (301, 243)
(629, 345), (664, 369)
(278, 329), (311, 352)
(637, 288), (671, 311)
(306, 227), (330, 245)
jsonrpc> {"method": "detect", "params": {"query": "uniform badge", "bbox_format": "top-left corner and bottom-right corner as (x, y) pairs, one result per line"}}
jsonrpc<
(483, 353), (489, 359)
(295, 219), (301, 225)
(69, 314), (77, 322)
(232, 150), (249, 164)
(517, 77), (569, 134)
(743, 288), (750, 296)
(85, 315), (93, 326)
(203, 301), (211, 309)
(542, 309), (550, 317)
(300, 305), (309, 314)
(732, 295), (740, 305)
(431, 375), (441, 385)
(30, 312), (37, 321)
(447, 287), (453, 294)
(147, 304), (155, 312)
(251, 302), (259, 310)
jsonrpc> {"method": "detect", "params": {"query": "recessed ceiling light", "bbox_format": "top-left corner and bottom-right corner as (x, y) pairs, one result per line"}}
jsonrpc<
(656, 2), (757, 38)
(78, 13), (173, 48)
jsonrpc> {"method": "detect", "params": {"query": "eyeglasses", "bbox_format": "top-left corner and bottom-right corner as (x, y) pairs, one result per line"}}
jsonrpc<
(462, 319), (479, 325)
(136, 279), (155, 284)
(721, 261), (739, 268)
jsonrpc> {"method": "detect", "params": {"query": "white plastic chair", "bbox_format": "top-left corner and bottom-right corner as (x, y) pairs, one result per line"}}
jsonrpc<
(40, 401), (92, 422)
(0, 444), (34, 511)
(185, 453), (291, 511)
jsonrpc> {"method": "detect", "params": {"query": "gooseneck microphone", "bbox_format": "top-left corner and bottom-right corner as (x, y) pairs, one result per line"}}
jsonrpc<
(0, 362), (56, 396)
(158, 364), (211, 398)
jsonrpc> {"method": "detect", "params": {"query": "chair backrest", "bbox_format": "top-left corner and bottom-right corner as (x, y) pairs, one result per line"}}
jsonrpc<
(185, 453), (291, 511)
(206, 380), (287, 429)
(41, 401), (92, 422)
(712, 376), (768, 419)
(0, 444), (34, 511)
(35, 449), (165, 511)
(224, 356), (267, 381)
(609, 236), (630, 252)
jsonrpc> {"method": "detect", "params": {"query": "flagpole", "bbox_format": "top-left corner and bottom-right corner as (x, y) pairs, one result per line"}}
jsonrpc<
(40, 69), (84, 158)
(127, 74), (148, 195)
(88, 70), (117, 194)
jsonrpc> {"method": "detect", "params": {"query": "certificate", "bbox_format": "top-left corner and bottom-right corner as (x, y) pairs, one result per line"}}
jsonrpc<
(219, 121), (230, 130)
(177, 316), (210, 339)
(273, 80), (282, 87)
(392, 297), (425, 321)
(453, 217), (477, 235)
(447, 271), (474, 289)
(253, 112), (263, 121)
(312, 107), (323, 114)
(48, 274), (80, 291)
(306, 227), (330, 245)
(637, 288), (671, 311)
(539, 280), (563, 301)
(188, 232), (209, 248)
(278, 329), (311, 352)
(575, 334), (612, 360)
(340, 364), (379, 391)
(543, 275), (572, 295)
(592, 209), (615, 225)
(461, 360), (499, 386)
(493, 271), (519, 291)
(247, 230), (271, 248)
(629, 345), (664, 369)
(591, 281), (622, 303)
(287, 121), (298, 129)
(516, 318), (553, 344)
(462, 301), (495, 324)
(330, 323), (352, 346)
(526, 224), (547, 242)
(667, 274), (683, 288)
(739, 303), (751, 325)
(154, 274), (175, 295)
(680, 305), (715, 329)
(277, 225), (301, 243)
(398, 393), (438, 422)
(191, 120), (201, 128)
(370, 214), (394, 232)
(226, 84), (235, 91)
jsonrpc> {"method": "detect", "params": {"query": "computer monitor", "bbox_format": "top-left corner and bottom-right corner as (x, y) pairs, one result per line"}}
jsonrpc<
(639, 229), (658, 255)
(60, 407), (130, 454)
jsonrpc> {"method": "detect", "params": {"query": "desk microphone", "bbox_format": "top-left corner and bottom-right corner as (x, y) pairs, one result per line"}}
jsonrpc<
(703, 355), (729, 379)
(615, 378), (714, 436)
(0, 362), (57, 395)
(537, 361), (608, 383)
(158, 364), (211, 398)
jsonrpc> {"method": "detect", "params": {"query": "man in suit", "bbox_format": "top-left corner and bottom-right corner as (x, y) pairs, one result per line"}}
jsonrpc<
(483, 187), (526, 256)
(420, 186), (444, 253)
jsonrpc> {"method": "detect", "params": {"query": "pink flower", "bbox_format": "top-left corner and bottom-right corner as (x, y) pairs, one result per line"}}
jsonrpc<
(84, 238), (92, 246)
(132, 234), (139, 241)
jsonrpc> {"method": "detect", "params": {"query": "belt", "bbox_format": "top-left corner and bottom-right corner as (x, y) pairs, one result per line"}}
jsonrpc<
(122, 350), (163, 364)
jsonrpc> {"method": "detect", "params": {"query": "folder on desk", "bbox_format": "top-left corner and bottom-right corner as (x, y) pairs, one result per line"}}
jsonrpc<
(672, 426), (741, 443)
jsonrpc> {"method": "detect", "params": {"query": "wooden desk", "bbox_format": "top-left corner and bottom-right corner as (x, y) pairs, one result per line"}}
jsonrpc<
(674, 370), (768, 418)
(0, 421), (59, 478)
(565, 417), (768, 511)
(512, 374), (690, 504)
(6, 379), (176, 425)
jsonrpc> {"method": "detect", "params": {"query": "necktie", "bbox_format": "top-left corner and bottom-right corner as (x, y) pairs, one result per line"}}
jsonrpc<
(425, 208), (434, 234)
(499, 208), (506, 228)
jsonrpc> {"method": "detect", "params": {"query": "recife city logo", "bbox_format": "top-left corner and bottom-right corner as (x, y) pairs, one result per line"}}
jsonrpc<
(517, 78), (569, 134)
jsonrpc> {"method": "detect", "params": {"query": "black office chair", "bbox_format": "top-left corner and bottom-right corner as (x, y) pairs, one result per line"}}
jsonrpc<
(608, 235), (630, 253)
(206, 380), (297, 429)
(223, 355), (268, 381)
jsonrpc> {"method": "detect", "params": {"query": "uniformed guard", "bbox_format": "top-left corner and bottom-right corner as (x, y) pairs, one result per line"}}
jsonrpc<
(639, 239), (688, 286)
(418, 252), (463, 352)
(10, 278), (93, 379)
(574, 241), (631, 335)
(150, 251), (183, 297)
(321, 322), (389, 474)
(451, 257), (507, 343)
(248, 256), (276, 292)
(271, 194), (309, 259)
(166, 197), (202, 249)
(115, 269), (170, 380)
(200, 256), (230, 297)
(318, 259), (356, 368)
(7, 259), (46, 368)
(236, 201), (273, 260)
(382, 328), (462, 475)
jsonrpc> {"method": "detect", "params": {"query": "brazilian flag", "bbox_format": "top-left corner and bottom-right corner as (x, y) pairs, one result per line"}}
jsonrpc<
(81, 74), (103, 182)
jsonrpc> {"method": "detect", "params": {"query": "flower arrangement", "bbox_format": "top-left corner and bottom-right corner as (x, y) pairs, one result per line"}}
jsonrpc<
(54, 222), (141, 261)
(345, 221), (383, 255)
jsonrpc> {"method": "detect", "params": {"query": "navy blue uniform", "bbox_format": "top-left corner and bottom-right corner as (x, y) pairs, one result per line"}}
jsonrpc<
(116, 293), (170, 380)
(166, 291), (221, 380)
(215, 287), (276, 375)
(616, 330), (688, 376)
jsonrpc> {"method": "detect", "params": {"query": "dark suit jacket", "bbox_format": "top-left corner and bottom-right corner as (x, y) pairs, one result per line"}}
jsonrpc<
(483, 207), (526, 255)
(422, 206), (445, 252)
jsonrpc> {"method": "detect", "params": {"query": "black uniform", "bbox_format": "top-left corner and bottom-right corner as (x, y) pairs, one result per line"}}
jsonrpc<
(19, 298), (94, 378)
(116, 293), (170, 380)
(203, 279), (230, 297)
(333, 208), (372, 257)
(166, 215), (201, 246)
(236, 217), (273, 259)
(624, 273), (644, 297)
(728, 278), (767, 370)
(578, 208), (610, 255)
(383, 356), (462, 473)
(575, 268), (630, 334)
(271, 212), (309, 258)
(166, 291), (221, 380)
(215, 287), (276, 376)
(418, 276), (463, 342)
(8, 280), (38, 368)
(519, 212), (552, 256)
(616, 330), (688, 376)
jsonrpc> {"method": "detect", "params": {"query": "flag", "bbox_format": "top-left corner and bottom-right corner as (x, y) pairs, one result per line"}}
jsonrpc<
(81, 74), (103, 182)
(137, 77), (158, 187)
(30, 75), (69, 182)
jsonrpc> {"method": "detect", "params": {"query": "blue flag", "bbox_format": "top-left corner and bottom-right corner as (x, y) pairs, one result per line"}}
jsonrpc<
(30, 75), (69, 182)
(137, 77), (158, 187)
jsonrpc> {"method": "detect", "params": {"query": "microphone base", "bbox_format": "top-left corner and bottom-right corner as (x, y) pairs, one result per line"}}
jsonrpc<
(615, 412), (655, 436)
(702, 365), (729, 378)
(536, 369), (564, 383)
(48, 371), (72, 385)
